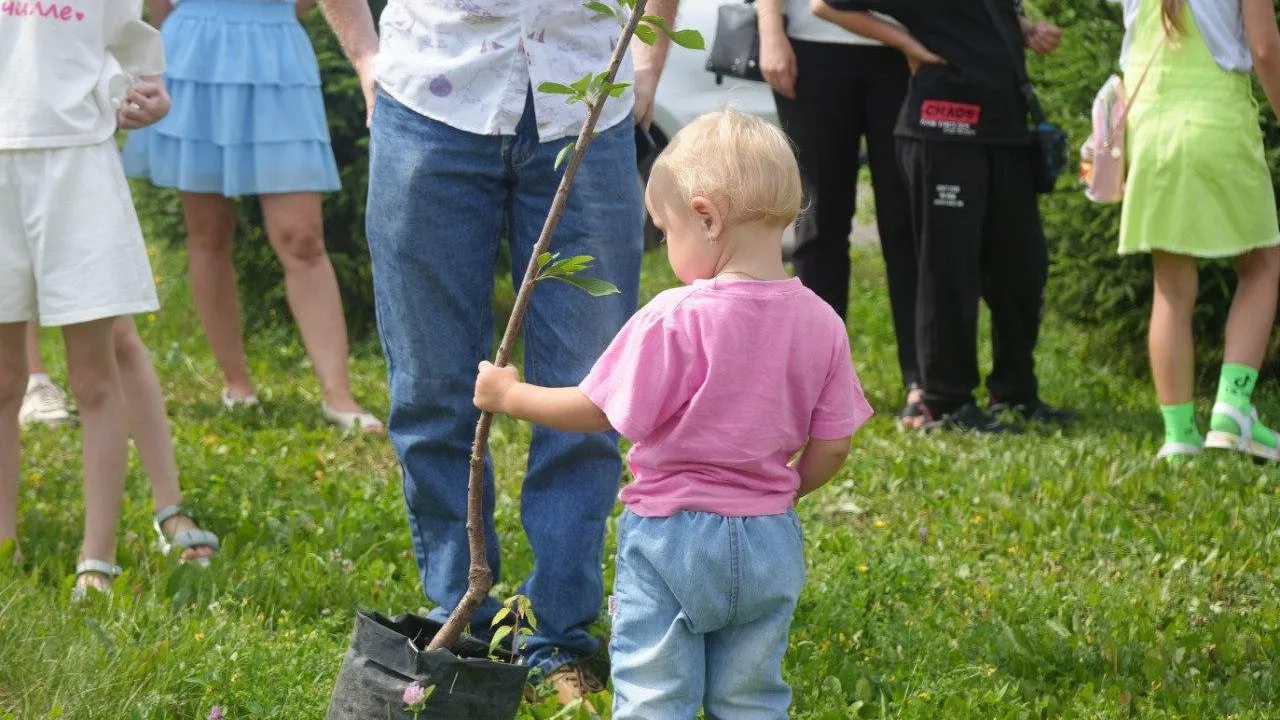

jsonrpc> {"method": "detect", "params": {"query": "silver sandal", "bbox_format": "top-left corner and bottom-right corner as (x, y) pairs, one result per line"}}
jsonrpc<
(154, 504), (220, 567)
(71, 558), (121, 602)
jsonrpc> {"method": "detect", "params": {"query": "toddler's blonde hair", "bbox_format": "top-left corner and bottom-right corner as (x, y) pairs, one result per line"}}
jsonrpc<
(648, 107), (802, 229)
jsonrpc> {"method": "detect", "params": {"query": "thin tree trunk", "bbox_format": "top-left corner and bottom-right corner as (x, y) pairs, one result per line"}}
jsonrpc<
(428, 0), (650, 653)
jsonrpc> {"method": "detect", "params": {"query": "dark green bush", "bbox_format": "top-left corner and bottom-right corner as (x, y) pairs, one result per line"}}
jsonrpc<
(131, 3), (386, 338)
(1032, 0), (1280, 374)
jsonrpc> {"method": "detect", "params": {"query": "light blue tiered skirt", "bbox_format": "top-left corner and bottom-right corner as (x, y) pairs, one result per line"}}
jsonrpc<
(123, 0), (341, 197)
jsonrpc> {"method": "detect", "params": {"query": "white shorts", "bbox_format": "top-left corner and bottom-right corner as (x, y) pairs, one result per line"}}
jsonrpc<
(0, 140), (159, 327)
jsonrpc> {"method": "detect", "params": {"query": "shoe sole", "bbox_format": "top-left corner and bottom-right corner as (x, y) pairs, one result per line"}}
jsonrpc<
(19, 412), (74, 427)
(1204, 431), (1278, 463)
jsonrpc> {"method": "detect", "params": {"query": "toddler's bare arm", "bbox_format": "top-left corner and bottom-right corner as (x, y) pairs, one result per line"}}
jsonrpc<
(475, 361), (612, 434)
(794, 437), (851, 500)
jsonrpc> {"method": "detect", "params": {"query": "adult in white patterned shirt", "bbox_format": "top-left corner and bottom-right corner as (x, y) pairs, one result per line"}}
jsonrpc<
(320, 0), (678, 703)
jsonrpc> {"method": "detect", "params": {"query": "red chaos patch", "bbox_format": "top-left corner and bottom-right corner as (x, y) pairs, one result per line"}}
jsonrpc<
(920, 100), (982, 126)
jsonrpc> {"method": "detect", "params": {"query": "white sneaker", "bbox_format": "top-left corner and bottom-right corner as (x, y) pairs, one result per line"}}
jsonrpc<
(19, 377), (73, 427)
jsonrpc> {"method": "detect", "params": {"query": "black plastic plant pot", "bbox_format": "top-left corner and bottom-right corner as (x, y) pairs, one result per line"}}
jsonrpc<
(327, 611), (529, 720)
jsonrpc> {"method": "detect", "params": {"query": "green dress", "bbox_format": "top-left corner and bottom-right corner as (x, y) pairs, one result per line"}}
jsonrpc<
(1119, 0), (1280, 257)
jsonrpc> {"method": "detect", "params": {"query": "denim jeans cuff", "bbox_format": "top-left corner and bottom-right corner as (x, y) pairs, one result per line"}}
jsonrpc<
(524, 643), (602, 682)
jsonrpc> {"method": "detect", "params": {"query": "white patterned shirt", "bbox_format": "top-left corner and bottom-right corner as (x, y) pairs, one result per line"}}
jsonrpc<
(373, 0), (635, 142)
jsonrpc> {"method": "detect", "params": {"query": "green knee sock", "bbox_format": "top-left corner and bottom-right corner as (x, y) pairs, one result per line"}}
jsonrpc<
(1211, 363), (1276, 447)
(1161, 402), (1202, 447)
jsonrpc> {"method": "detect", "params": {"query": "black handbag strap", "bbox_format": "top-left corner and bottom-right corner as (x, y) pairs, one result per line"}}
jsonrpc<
(980, 0), (1046, 126)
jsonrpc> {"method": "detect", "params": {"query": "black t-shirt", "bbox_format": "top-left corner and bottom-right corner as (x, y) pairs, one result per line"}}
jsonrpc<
(825, 0), (1033, 145)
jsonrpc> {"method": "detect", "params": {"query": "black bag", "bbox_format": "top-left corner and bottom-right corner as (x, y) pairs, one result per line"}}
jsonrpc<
(326, 611), (529, 720)
(980, 0), (1067, 194)
(706, 0), (780, 84)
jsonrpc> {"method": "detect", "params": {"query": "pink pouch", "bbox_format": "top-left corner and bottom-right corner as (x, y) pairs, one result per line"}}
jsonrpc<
(1080, 75), (1128, 204)
(1080, 43), (1163, 205)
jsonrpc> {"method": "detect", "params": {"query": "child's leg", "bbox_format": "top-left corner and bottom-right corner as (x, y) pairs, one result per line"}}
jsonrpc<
(1207, 246), (1280, 452)
(703, 513), (805, 720)
(1149, 251), (1201, 450)
(610, 511), (706, 720)
(25, 321), (43, 375)
(63, 318), (128, 585)
(112, 317), (214, 560)
(0, 323), (28, 557)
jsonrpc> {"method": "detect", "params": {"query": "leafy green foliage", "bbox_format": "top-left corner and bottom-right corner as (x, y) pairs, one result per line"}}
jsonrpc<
(490, 594), (539, 658)
(1031, 0), (1280, 374)
(536, 253), (621, 297)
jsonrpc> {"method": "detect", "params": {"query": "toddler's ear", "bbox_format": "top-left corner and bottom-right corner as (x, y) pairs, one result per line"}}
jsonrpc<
(689, 196), (725, 240)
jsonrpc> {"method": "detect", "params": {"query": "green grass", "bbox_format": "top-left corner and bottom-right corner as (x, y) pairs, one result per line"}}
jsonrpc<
(3, 241), (1280, 719)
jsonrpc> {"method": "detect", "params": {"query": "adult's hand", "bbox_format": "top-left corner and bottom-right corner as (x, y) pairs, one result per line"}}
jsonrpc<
(760, 30), (797, 99)
(1024, 22), (1062, 55)
(905, 42), (944, 75)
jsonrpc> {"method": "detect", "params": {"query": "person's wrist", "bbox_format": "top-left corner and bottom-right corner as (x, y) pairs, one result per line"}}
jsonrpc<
(759, 14), (787, 38)
(353, 49), (376, 77)
(499, 382), (521, 415)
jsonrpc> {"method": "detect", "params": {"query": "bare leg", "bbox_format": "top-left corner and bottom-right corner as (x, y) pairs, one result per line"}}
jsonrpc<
(63, 318), (127, 591)
(112, 318), (212, 561)
(24, 322), (44, 375)
(0, 323), (27, 562)
(1149, 251), (1199, 406)
(1223, 247), (1280, 367)
(259, 193), (367, 414)
(182, 193), (255, 400)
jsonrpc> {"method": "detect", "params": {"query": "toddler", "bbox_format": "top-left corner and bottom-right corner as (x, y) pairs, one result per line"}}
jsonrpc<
(475, 108), (871, 719)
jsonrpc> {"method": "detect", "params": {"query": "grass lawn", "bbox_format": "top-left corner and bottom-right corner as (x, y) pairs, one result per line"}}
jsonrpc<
(3, 241), (1279, 720)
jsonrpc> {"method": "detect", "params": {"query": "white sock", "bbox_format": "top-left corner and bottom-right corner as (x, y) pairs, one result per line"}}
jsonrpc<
(28, 373), (50, 385)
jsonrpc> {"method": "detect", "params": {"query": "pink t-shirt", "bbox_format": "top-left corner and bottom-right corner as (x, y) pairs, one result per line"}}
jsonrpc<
(580, 277), (872, 518)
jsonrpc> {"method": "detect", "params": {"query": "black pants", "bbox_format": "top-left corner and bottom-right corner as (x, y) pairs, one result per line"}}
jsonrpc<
(897, 138), (1048, 412)
(774, 42), (918, 388)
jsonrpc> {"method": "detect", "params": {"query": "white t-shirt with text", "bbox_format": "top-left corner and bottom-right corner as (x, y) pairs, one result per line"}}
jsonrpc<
(0, 0), (164, 149)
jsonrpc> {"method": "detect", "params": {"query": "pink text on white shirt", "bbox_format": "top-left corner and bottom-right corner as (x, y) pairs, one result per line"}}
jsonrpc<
(1, 2), (85, 22)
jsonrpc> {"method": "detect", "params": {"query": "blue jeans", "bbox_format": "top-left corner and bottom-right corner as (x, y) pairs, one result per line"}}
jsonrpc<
(366, 89), (642, 676)
(610, 510), (805, 719)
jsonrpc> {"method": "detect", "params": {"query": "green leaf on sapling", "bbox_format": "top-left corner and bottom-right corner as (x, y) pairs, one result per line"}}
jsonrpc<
(537, 82), (576, 95)
(554, 144), (574, 170)
(585, 1), (614, 17)
(548, 275), (621, 297)
(633, 24), (658, 45)
(669, 29), (705, 49)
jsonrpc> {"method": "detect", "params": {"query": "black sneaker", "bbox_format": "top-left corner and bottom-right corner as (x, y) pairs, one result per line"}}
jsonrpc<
(921, 402), (1021, 434)
(989, 398), (1078, 425)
